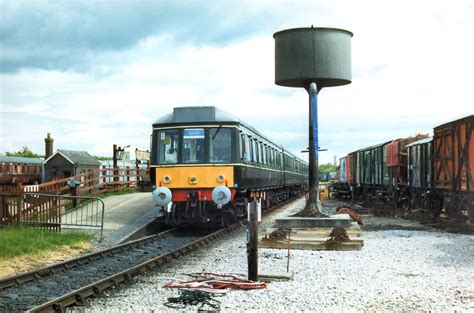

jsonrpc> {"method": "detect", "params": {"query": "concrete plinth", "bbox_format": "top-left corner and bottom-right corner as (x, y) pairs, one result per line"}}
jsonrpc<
(275, 214), (352, 228)
(258, 272), (293, 282)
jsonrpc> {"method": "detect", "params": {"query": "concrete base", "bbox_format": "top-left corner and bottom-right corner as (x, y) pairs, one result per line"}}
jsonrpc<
(275, 214), (352, 228)
(260, 226), (364, 251)
(258, 271), (293, 282)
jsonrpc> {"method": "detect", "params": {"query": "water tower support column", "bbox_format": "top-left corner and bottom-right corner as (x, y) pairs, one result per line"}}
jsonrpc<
(304, 82), (321, 212)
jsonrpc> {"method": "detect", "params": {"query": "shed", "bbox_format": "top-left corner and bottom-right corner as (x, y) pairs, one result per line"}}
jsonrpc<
(43, 150), (100, 182)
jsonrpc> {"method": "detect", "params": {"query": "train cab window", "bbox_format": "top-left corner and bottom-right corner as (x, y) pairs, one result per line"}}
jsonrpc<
(183, 128), (205, 163)
(210, 128), (231, 163)
(158, 130), (180, 164)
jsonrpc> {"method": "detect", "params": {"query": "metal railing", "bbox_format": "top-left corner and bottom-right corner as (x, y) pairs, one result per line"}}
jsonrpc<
(20, 193), (105, 240)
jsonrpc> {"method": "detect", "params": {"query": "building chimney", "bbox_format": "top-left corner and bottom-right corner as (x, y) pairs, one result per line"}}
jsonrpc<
(45, 133), (54, 159)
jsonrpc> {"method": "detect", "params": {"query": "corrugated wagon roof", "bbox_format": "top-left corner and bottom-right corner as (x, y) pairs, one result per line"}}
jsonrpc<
(405, 137), (432, 148)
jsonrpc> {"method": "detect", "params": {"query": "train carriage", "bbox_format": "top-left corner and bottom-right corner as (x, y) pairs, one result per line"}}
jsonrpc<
(0, 156), (43, 185)
(150, 106), (308, 225)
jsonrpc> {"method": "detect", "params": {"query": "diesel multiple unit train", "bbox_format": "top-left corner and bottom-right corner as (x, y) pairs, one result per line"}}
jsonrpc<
(336, 114), (473, 226)
(151, 106), (308, 225)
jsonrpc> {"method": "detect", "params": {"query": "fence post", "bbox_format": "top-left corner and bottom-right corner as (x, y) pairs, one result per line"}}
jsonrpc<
(16, 194), (22, 224)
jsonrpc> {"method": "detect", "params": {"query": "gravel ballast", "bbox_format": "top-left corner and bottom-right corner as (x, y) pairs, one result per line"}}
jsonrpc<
(79, 198), (474, 311)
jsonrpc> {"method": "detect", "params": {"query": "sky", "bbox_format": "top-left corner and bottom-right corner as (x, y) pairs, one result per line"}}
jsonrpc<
(1, 0), (473, 164)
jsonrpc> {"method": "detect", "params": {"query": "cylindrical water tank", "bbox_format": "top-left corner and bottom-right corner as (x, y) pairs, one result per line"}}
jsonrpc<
(274, 27), (352, 89)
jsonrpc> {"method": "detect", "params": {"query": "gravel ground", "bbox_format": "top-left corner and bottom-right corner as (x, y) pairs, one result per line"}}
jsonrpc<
(76, 197), (474, 312)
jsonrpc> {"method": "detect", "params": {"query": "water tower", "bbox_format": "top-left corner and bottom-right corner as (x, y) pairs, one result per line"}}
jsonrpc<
(274, 27), (353, 212)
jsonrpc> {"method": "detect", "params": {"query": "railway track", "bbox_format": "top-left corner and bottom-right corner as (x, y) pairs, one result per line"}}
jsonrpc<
(0, 195), (300, 312)
(0, 225), (242, 312)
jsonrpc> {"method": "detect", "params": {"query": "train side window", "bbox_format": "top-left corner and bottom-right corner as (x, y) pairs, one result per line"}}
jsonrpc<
(244, 136), (251, 162)
(157, 130), (180, 164)
(266, 146), (270, 165)
(262, 144), (267, 165)
(240, 134), (246, 161)
(210, 128), (231, 163)
(253, 139), (259, 163)
(249, 137), (255, 162)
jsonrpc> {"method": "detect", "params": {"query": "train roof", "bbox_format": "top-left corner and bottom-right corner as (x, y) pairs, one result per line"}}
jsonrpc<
(347, 140), (391, 155)
(153, 106), (263, 138)
(153, 106), (307, 165)
(153, 106), (241, 125)
(433, 114), (474, 130)
(405, 137), (432, 148)
(0, 155), (44, 164)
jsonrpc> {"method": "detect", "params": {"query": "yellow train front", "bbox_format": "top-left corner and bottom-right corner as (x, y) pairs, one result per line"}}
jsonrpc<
(150, 106), (308, 226)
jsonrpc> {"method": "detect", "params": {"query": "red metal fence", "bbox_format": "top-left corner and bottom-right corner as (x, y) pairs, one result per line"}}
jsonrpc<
(0, 167), (149, 227)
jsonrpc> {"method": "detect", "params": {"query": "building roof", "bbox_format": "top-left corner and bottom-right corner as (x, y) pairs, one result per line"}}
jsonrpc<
(44, 150), (101, 166)
(0, 155), (44, 164)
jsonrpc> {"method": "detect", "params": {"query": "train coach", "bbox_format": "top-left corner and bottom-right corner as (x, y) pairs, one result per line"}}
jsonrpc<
(0, 156), (43, 185)
(150, 106), (308, 225)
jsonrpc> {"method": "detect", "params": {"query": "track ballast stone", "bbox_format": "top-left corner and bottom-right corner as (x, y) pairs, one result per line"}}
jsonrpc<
(80, 199), (474, 311)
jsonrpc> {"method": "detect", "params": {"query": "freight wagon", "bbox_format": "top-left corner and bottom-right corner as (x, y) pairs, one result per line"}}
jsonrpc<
(336, 114), (473, 227)
(433, 115), (473, 221)
(337, 135), (427, 205)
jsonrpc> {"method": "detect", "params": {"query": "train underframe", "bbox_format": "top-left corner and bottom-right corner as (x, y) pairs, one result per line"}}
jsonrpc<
(164, 185), (305, 226)
(334, 182), (473, 227)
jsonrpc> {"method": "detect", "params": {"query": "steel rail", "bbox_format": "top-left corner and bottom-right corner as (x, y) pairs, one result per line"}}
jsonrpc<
(0, 228), (176, 292)
(27, 223), (243, 312)
(2, 195), (301, 312)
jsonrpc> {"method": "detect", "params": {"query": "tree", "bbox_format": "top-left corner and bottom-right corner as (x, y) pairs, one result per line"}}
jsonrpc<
(6, 146), (44, 158)
(319, 162), (337, 173)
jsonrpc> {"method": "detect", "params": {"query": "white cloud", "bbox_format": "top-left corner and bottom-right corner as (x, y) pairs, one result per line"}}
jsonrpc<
(1, 0), (473, 165)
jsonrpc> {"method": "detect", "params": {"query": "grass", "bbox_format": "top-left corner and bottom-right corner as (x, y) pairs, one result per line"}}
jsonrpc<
(98, 188), (139, 198)
(0, 225), (93, 260)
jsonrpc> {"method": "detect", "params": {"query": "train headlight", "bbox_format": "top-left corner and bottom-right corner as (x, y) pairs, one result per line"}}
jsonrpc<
(212, 185), (231, 208)
(163, 175), (171, 184)
(153, 186), (172, 207)
(217, 174), (225, 183)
